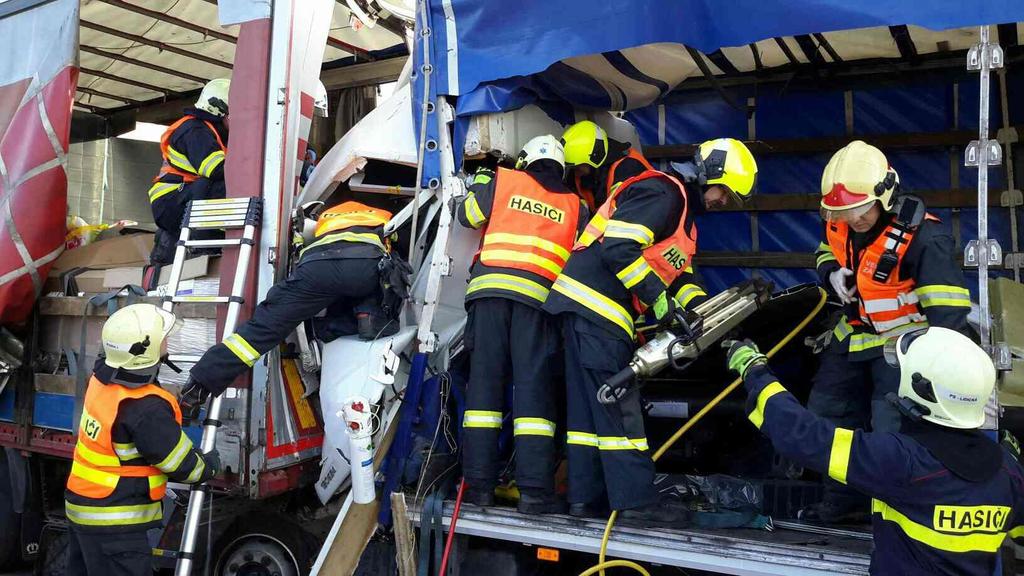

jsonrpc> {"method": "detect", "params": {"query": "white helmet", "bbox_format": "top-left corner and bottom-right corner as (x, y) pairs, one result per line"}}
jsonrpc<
(102, 304), (180, 371)
(196, 78), (231, 117)
(313, 80), (329, 118)
(515, 134), (565, 173)
(884, 327), (996, 429)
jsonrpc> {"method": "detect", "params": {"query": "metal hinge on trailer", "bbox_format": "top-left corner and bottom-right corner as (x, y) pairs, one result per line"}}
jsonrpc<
(158, 196), (263, 576)
(964, 239), (1003, 268)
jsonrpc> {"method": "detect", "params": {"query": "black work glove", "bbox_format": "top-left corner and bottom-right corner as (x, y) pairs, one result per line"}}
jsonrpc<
(201, 449), (221, 480)
(178, 378), (210, 424)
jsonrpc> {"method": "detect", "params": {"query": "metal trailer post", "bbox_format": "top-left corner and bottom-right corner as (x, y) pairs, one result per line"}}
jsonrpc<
(965, 26), (1007, 429)
(965, 25), (1004, 352)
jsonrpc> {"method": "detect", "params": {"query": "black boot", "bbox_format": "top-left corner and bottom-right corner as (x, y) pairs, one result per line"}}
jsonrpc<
(517, 489), (567, 515)
(568, 501), (609, 519)
(357, 313), (400, 340)
(618, 500), (690, 528)
(463, 485), (494, 507)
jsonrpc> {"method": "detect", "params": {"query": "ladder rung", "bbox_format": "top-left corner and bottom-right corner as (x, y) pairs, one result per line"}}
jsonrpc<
(188, 220), (248, 230)
(171, 295), (233, 303)
(183, 238), (245, 248)
(189, 207), (252, 217)
(191, 198), (254, 207)
(151, 548), (182, 559)
(168, 354), (202, 363)
(190, 213), (250, 223)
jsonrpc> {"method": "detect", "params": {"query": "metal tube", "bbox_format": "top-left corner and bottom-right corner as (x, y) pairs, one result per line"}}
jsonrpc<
(76, 86), (140, 105)
(80, 45), (209, 85)
(977, 25), (993, 351)
(96, 0), (238, 44)
(80, 66), (174, 95)
(80, 20), (233, 70)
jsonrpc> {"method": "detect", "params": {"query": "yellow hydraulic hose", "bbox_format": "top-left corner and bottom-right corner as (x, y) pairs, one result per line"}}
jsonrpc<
(582, 287), (827, 576)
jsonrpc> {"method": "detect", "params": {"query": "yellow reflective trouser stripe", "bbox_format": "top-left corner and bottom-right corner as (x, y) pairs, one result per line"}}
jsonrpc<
(467, 273), (549, 303)
(480, 249), (563, 277)
(463, 194), (487, 228)
(828, 427), (854, 485)
(616, 256), (654, 289)
(197, 150), (225, 178)
(848, 321), (929, 353)
(513, 417), (556, 437)
(148, 181), (182, 203)
(112, 442), (140, 461)
(484, 232), (571, 261)
(915, 284), (971, 308)
(154, 431), (193, 474)
(565, 432), (647, 450)
(75, 442), (121, 468)
(604, 220), (655, 246)
(71, 460), (119, 489)
(748, 381), (786, 430)
(464, 410), (502, 429)
(224, 333), (260, 367)
(675, 284), (706, 307)
(166, 145), (197, 173)
(299, 231), (386, 258)
(184, 457), (206, 483)
(871, 500), (1008, 553)
(567, 431), (599, 447)
(65, 501), (162, 527)
(550, 275), (634, 338)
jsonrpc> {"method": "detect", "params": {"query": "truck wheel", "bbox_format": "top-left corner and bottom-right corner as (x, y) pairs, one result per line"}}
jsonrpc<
(0, 450), (22, 570)
(37, 529), (67, 576)
(213, 514), (314, 576)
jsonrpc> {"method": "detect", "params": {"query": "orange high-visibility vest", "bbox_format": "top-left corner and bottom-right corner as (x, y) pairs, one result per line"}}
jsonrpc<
(576, 169), (697, 299)
(826, 214), (939, 333)
(153, 115), (227, 184)
(574, 148), (653, 210)
(66, 376), (182, 501)
(478, 167), (581, 282)
(313, 201), (393, 238)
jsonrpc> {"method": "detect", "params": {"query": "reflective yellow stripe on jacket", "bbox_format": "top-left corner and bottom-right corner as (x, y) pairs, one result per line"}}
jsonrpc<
(298, 231), (387, 258)
(550, 274), (634, 338)
(872, 500), (1010, 553)
(466, 273), (550, 304)
(147, 181), (182, 203)
(65, 501), (163, 527)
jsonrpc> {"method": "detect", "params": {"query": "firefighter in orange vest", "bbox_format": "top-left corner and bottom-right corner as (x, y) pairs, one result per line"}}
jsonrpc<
(65, 304), (218, 575)
(456, 135), (586, 513)
(179, 201), (409, 420)
(544, 123), (757, 523)
(147, 78), (230, 263)
(803, 141), (972, 523)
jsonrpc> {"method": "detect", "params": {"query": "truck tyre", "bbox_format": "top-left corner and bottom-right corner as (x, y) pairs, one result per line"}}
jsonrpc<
(0, 449), (22, 570)
(213, 514), (315, 576)
(37, 529), (67, 576)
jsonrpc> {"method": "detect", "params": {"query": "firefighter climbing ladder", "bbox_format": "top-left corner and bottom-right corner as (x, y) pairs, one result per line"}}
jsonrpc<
(159, 196), (263, 576)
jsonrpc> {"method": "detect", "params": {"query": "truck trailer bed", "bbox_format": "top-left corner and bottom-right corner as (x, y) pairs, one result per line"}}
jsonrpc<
(408, 501), (873, 576)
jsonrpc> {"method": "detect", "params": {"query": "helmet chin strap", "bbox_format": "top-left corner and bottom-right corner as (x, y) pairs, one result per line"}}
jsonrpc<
(887, 392), (930, 422)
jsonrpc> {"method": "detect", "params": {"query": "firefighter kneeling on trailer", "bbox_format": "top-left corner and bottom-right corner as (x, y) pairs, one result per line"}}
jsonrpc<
(147, 78), (231, 265)
(456, 135), (587, 514)
(65, 304), (219, 575)
(543, 121), (757, 524)
(804, 141), (972, 523)
(725, 329), (1024, 576)
(178, 201), (411, 421)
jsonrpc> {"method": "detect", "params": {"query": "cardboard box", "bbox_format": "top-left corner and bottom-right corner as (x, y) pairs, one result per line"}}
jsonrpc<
(157, 255), (217, 285)
(103, 267), (145, 289)
(69, 270), (106, 294)
(51, 233), (154, 272)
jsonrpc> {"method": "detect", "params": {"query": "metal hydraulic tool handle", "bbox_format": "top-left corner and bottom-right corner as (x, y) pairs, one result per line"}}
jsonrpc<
(597, 281), (771, 405)
(157, 197), (263, 576)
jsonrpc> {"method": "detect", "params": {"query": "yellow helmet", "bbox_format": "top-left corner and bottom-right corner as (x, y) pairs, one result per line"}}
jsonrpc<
(696, 138), (758, 202)
(196, 78), (231, 117)
(561, 120), (608, 168)
(102, 304), (180, 371)
(884, 327), (995, 429)
(820, 140), (898, 222)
